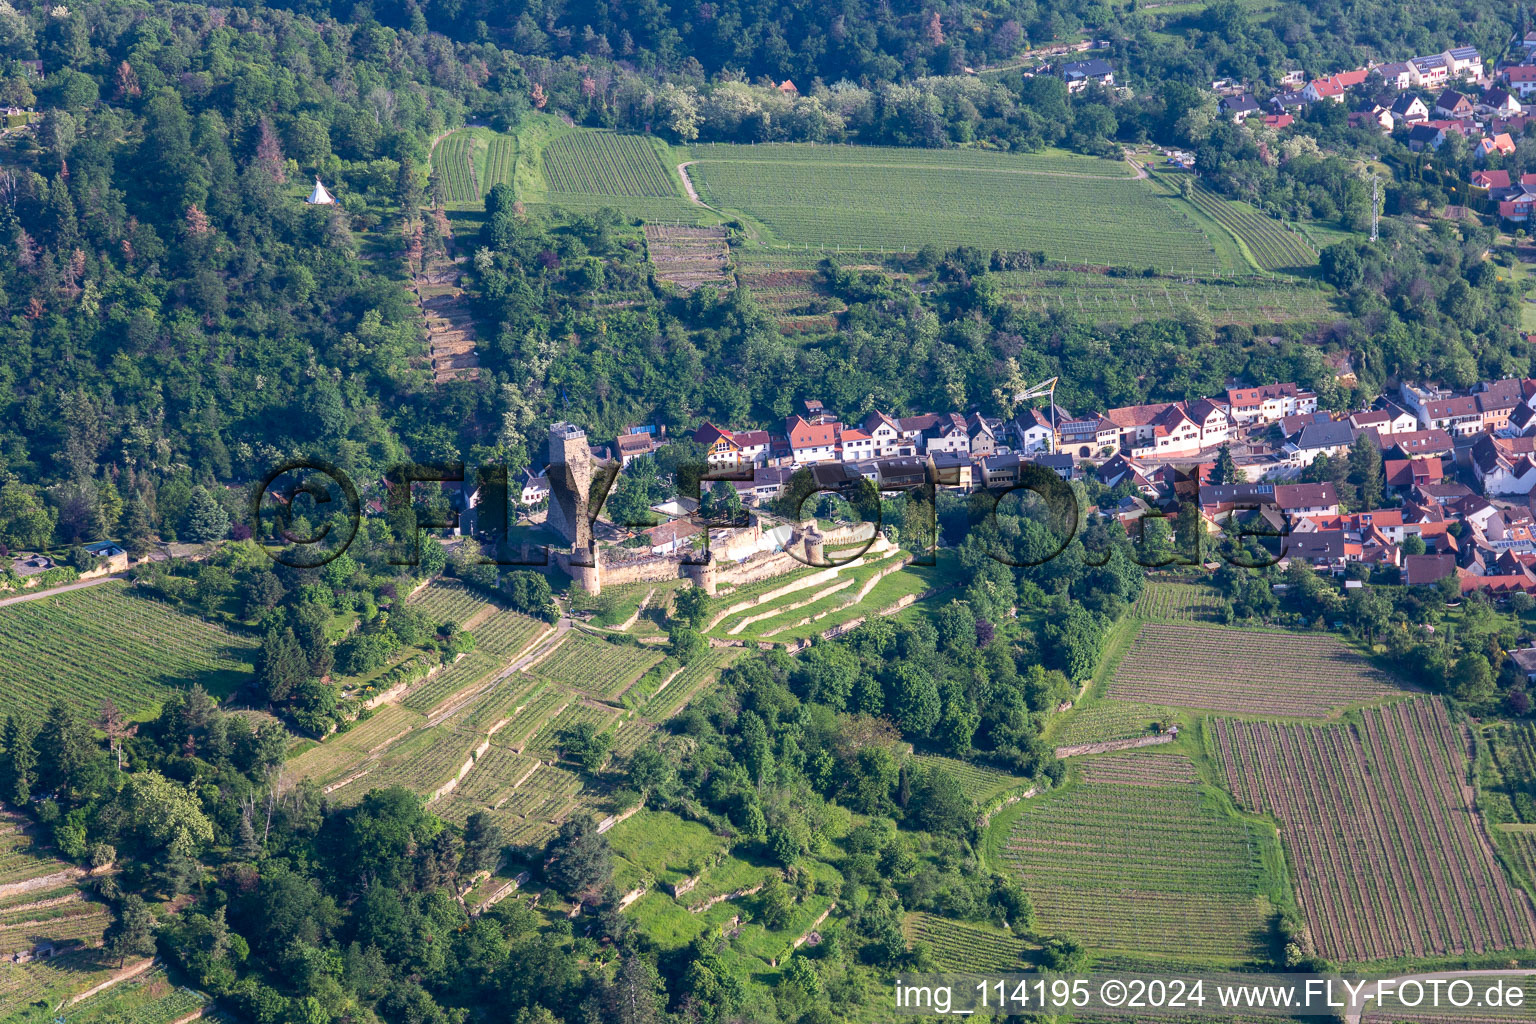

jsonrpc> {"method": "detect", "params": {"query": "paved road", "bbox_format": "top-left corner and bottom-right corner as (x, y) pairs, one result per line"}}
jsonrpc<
(1342, 968), (1536, 1024)
(0, 572), (124, 608)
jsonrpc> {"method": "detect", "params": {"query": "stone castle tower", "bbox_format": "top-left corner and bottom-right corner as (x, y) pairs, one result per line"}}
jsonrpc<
(546, 422), (591, 550)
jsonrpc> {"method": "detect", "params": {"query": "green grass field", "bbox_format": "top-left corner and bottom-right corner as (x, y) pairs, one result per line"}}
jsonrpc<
(687, 143), (1232, 272)
(0, 582), (259, 719)
(995, 752), (1279, 964)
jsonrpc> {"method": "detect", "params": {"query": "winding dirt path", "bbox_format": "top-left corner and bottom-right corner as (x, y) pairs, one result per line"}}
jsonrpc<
(676, 162), (705, 206)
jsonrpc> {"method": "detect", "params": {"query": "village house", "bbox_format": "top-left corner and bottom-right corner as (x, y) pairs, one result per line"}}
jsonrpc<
(1389, 93), (1429, 124)
(1350, 403), (1419, 436)
(1220, 93), (1261, 122)
(860, 411), (911, 458)
(1226, 383), (1317, 425)
(921, 413), (971, 456)
(644, 519), (701, 555)
(1274, 482), (1340, 518)
(614, 432), (655, 467)
(1476, 132), (1517, 161)
(695, 422), (742, 465)
(1434, 88), (1474, 119)
(1057, 410), (1119, 456)
(1058, 58), (1113, 93)
(1289, 420), (1358, 463)
(1404, 553), (1459, 586)
(520, 467), (551, 505)
(1012, 406), (1056, 454)
(838, 427), (876, 463)
(1472, 169), (1511, 189)
(1506, 64), (1536, 98)
(930, 451), (973, 490)
(1480, 87), (1522, 117)
(1303, 68), (1369, 103)
(1385, 458), (1444, 490)
(1471, 434), (1536, 495)
(1379, 62), (1416, 91)
(966, 413), (999, 457)
(732, 430), (770, 466)
(785, 416), (840, 464)
(1408, 123), (1446, 151)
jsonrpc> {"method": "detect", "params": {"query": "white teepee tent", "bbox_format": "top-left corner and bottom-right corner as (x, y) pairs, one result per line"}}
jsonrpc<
(306, 177), (336, 205)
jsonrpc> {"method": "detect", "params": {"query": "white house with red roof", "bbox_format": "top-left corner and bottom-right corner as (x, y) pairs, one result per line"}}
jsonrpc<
(1303, 68), (1368, 103)
(1226, 383), (1317, 425)
(785, 415), (839, 463)
(1505, 65), (1536, 97)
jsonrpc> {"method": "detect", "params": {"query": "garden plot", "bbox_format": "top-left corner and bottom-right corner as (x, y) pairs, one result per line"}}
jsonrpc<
(523, 701), (624, 759)
(1187, 183), (1318, 272)
(992, 268), (1338, 327)
(1002, 751), (1273, 963)
(542, 131), (677, 197)
(1213, 699), (1536, 963)
(50, 966), (207, 1024)
(1110, 622), (1402, 717)
(0, 582), (258, 717)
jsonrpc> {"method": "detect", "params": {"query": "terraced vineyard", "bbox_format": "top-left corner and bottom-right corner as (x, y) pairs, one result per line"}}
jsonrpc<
(1001, 751), (1273, 962)
(542, 131), (676, 196)
(991, 268), (1338, 326)
(688, 143), (1230, 272)
(1188, 183), (1319, 272)
(911, 754), (1027, 806)
(289, 705), (427, 788)
(1213, 699), (1536, 962)
(529, 632), (663, 701)
(525, 701), (623, 759)
(1051, 700), (1180, 748)
(433, 130), (481, 204)
(406, 579), (492, 627)
(1133, 580), (1225, 622)
(903, 913), (1029, 972)
(61, 968), (208, 1024)
(1110, 622), (1402, 717)
(641, 647), (743, 720)
(399, 611), (546, 714)
(0, 825), (71, 888)
(0, 582), (258, 717)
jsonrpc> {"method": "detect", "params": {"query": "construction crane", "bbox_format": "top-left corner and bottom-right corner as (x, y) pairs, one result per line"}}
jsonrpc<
(1013, 376), (1060, 453)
